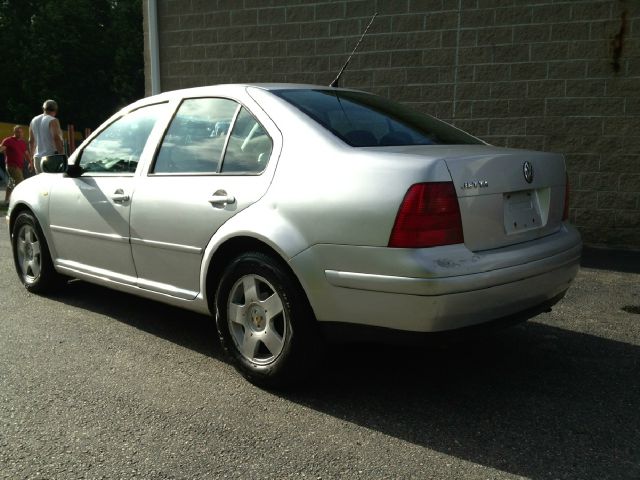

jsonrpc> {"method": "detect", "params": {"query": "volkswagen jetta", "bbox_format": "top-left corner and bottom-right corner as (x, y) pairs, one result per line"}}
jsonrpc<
(7, 84), (581, 387)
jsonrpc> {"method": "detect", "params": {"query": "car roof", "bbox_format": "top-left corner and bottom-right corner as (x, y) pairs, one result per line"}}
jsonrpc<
(244, 83), (363, 92)
(147, 83), (361, 101)
(121, 83), (366, 116)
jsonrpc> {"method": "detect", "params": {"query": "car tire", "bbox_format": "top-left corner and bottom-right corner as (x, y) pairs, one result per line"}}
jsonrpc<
(215, 251), (318, 388)
(12, 212), (63, 293)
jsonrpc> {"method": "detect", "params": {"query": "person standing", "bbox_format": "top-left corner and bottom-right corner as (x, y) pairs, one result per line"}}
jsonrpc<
(29, 99), (64, 173)
(0, 125), (33, 204)
(0, 150), (7, 186)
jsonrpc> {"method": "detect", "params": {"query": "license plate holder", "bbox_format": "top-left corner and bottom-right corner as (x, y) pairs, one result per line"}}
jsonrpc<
(503, 189), (543, 234)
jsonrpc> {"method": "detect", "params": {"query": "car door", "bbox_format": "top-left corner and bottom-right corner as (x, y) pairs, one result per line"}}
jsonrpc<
(129, 96), (278, 299)
(49, 103), (167, 283)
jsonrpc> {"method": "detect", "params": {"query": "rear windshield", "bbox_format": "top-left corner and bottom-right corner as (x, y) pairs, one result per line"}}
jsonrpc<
(272, 89), (484, 147)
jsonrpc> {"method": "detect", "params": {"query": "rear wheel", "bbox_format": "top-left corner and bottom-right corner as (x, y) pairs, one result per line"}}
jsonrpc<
(12, 212), (62, 293)
(215, 251), (317, 388)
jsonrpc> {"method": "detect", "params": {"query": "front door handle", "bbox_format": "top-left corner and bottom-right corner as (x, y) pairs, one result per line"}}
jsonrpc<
(111, 189), (130, 203)
(208, 190), (235, 207)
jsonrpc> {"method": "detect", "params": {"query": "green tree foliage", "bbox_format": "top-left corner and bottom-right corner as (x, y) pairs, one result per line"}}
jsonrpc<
(0, 0), (144, 130)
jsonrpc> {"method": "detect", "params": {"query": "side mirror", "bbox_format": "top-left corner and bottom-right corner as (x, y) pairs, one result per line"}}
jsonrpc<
(40, 154), (83, 177)
(41, 154), (68, 173)
(66, 163), (84, 178)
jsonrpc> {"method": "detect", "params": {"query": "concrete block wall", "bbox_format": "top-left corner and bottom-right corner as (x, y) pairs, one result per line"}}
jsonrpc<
(144, 0), (640, 248)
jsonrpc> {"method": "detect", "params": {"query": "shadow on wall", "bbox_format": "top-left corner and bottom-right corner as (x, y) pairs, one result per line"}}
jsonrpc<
(581, 245), (640, 273)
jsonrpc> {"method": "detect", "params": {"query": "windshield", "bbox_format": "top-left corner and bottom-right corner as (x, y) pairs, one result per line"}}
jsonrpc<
(272, 89), (484, 147)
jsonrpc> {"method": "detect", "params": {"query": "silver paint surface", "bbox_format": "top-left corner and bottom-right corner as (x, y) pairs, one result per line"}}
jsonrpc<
(7, 83), (582, 333)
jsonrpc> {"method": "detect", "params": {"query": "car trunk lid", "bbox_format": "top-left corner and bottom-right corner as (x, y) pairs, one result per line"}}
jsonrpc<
(444, 147), (566, 251)
(379, 145), (567, 252)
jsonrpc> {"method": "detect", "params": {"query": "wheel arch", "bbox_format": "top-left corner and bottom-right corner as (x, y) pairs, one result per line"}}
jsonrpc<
(8, 202), (33, 235)
(204, 235), (317, 324)
(9, 202), (59, 260)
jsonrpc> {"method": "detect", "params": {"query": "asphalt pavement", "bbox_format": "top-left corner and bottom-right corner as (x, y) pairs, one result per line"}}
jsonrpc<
(1, 212), (639, 479)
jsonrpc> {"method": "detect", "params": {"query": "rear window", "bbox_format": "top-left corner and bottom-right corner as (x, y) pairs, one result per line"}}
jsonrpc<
(272, 89), (483, 147)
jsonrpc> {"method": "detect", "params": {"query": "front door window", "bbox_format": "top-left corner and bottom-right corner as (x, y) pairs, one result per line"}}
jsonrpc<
(79, 103), (166, 174)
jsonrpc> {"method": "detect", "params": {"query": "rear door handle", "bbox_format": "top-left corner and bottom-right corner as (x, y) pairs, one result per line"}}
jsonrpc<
(208, 190), (235, 207)
(111, 189), (130, 203)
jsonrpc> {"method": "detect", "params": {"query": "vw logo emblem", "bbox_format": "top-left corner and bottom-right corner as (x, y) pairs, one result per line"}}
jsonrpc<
(523, 161), (534, 184)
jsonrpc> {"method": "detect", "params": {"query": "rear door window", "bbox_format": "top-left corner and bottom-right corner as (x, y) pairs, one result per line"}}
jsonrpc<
(220, 107), (272, 174)
(153, 98), (238, 174)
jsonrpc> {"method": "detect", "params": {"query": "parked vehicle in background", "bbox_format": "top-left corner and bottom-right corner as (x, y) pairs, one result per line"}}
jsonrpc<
(7, 84), (581, 387)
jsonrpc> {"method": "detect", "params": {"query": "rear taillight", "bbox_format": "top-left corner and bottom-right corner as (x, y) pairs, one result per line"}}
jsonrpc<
(563, 173), (570, 221)
(388, 182), (464, 248)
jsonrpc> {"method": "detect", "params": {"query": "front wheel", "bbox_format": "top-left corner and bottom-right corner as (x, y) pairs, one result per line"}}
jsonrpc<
(215, 252), (318, 388)
(12, 212), (62, 293)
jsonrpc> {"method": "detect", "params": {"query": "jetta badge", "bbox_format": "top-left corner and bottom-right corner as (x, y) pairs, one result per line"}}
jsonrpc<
(461, 180), (488, 189)
(523, 161), (534, 184)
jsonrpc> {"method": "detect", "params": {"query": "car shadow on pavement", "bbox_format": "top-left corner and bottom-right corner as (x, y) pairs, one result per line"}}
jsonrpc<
(46, 278), (224, 361)
(46, 280), (639, 480)
(284, 321), (640, 479)
(286, 322), (640, 479)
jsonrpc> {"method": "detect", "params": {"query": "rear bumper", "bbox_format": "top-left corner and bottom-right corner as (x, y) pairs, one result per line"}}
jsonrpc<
(289, 224), (581, 334)
(324, 241), (579, 296)
(319, 291), (567, 345)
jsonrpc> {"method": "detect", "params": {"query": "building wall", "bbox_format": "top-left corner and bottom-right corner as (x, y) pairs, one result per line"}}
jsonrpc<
(143, 0), (640, 248)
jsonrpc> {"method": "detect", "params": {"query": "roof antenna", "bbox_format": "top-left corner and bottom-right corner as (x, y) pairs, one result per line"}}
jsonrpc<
(330, 12), (377, 88)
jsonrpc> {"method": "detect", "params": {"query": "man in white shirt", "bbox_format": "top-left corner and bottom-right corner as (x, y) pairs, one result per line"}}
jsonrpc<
(29, 99), (64, 173)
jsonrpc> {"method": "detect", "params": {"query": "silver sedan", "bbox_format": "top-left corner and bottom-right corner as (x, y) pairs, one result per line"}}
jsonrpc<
(7, 84), (581, 387)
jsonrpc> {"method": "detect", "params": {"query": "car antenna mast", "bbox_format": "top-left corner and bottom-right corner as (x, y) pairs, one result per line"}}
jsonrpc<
(330, 12), (377, 88)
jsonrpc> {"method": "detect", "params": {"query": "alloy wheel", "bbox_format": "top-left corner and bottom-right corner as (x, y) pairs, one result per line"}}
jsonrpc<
(227, 274), (288, 365)
(16, 224), (42, 284)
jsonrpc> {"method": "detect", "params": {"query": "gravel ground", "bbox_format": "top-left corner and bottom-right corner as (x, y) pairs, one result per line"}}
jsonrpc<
(1, 216), (639, 479)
